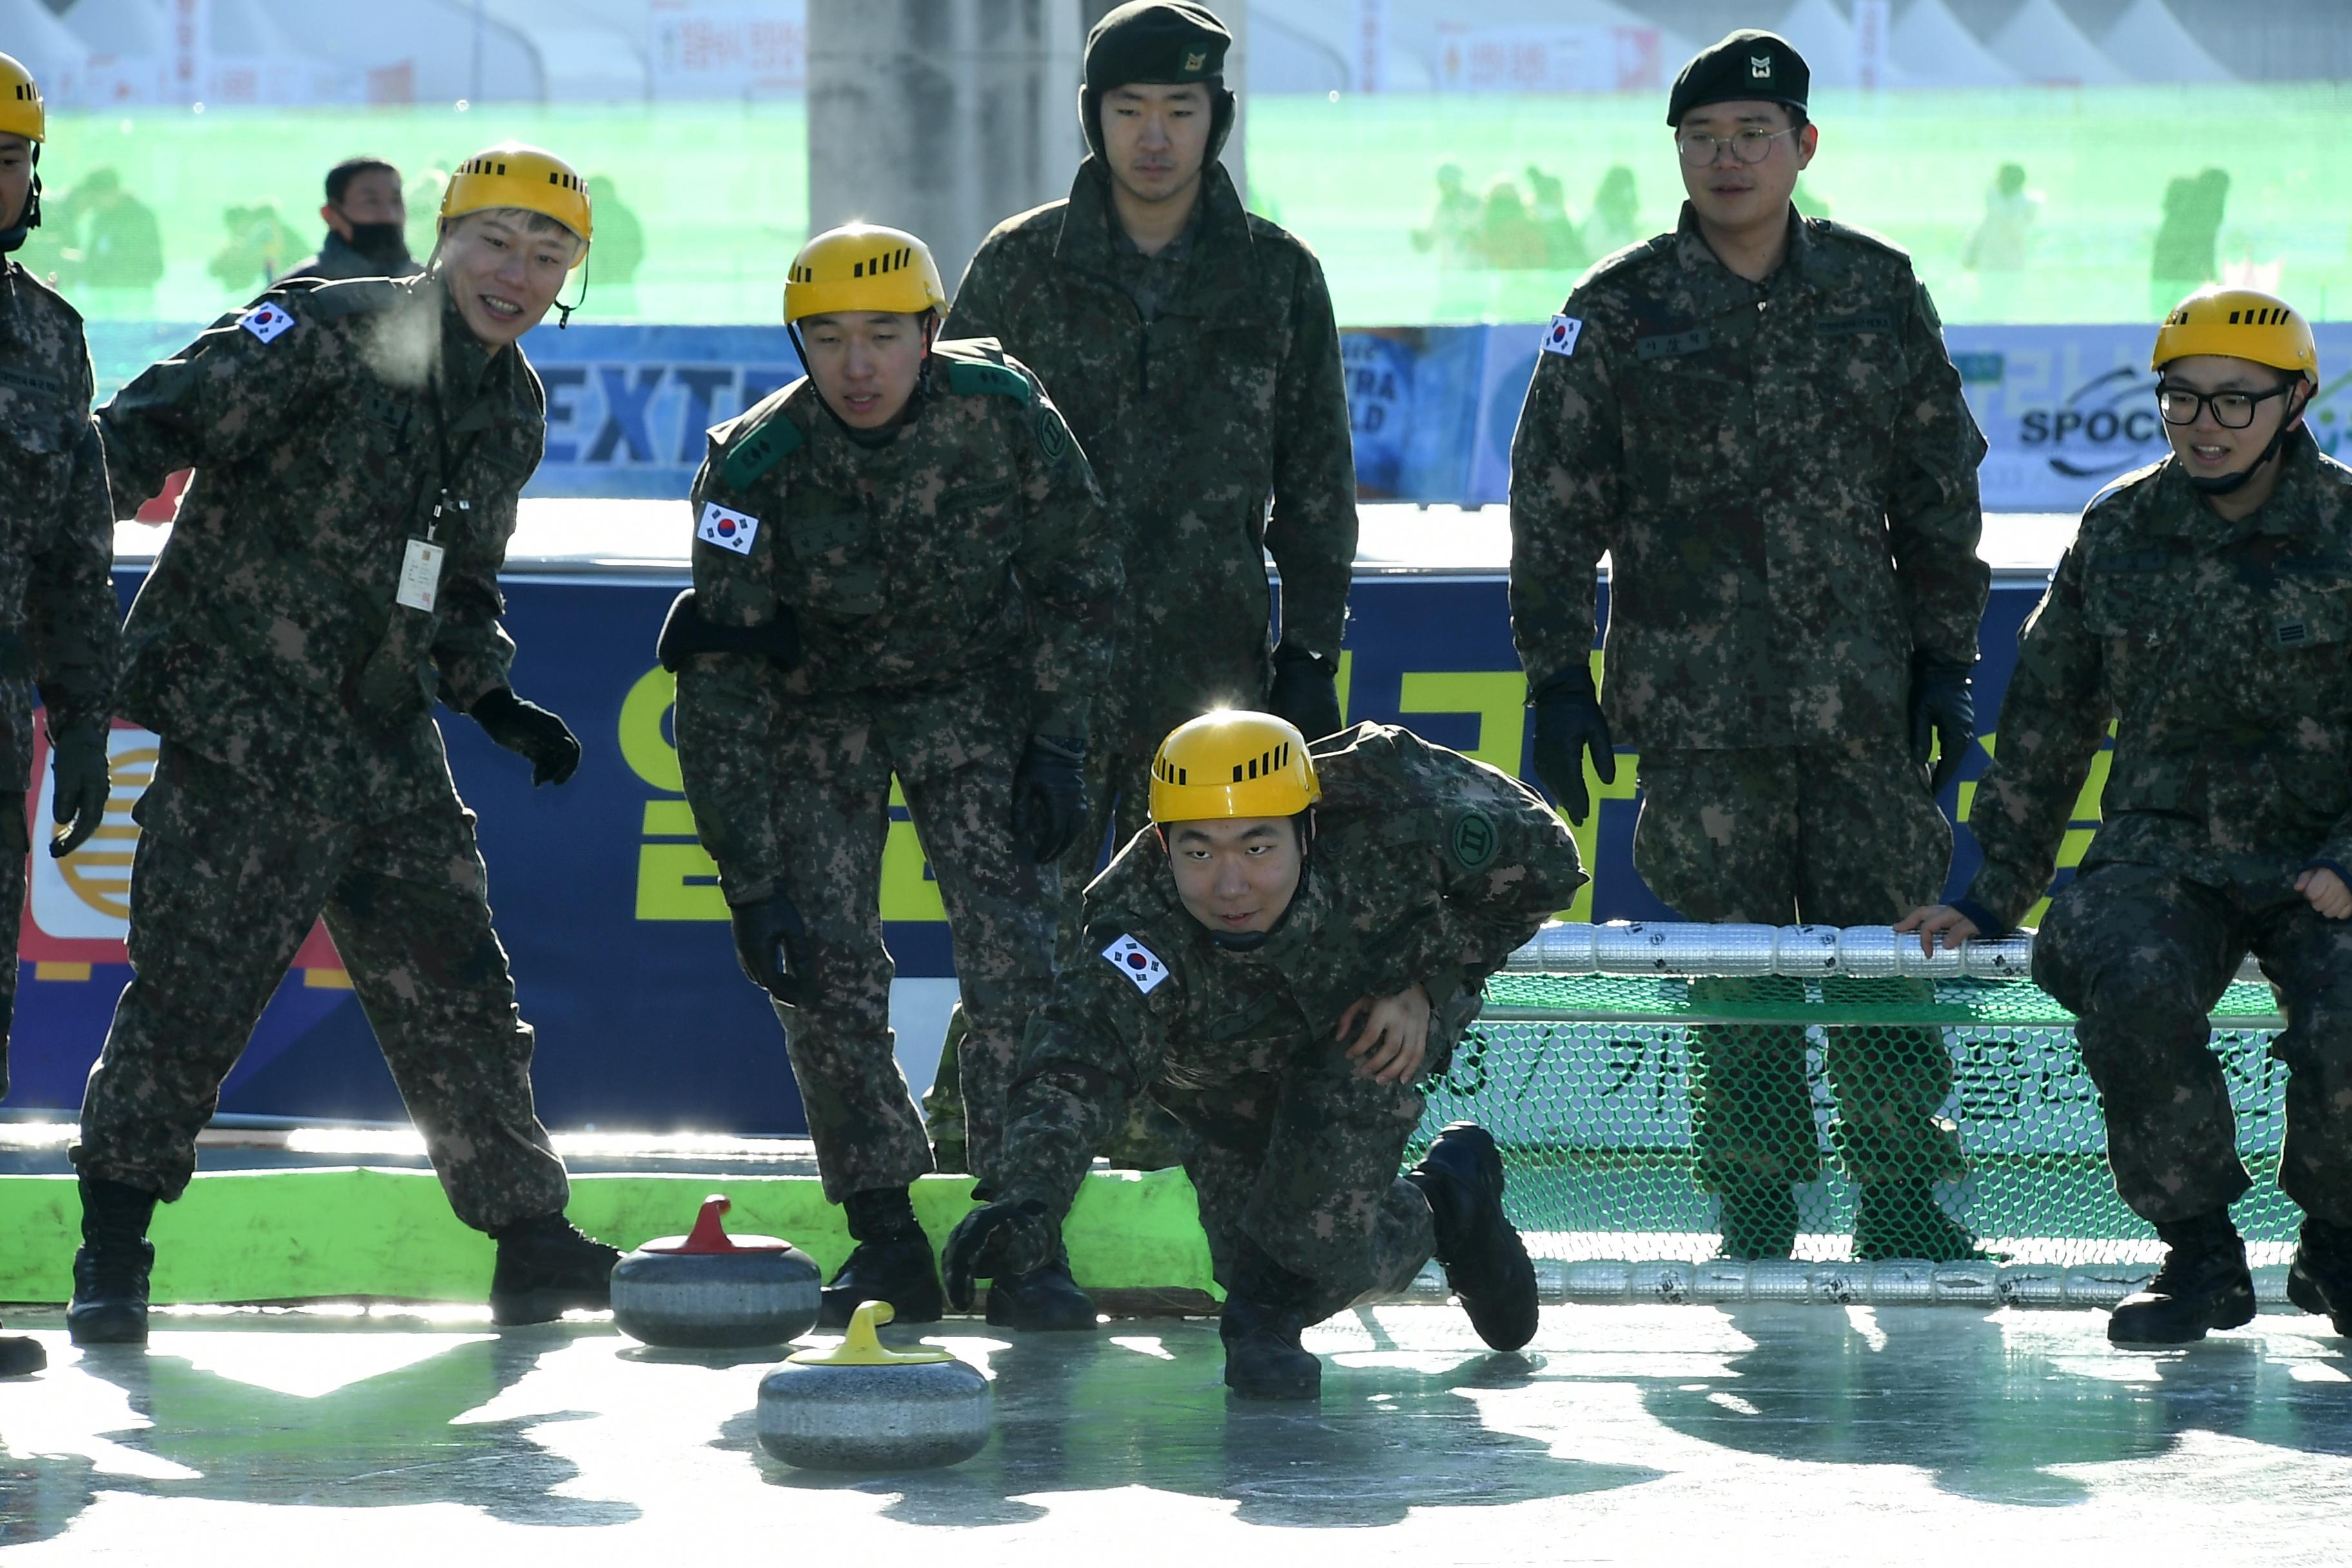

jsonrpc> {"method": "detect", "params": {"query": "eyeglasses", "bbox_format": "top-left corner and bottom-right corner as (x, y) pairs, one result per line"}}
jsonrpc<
(1674, 126), (1799, 168)
(2155, 381), (2297, 430)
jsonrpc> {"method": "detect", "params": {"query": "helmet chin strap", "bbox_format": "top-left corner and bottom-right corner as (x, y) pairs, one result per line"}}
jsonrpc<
(2188, 384), (2309, 496)
(790, 311), (939, 436)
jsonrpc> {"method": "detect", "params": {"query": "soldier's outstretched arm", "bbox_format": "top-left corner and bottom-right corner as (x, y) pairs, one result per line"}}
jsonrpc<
(94, 296), (319, 520)
(1409, 760), (1592, 995)
(1011, 392), (1121, 741)
(1885, 280), (1992, 669)
(669, 444), (789, 904)
(1507, 299), (1618, 689)
(1956, 547), (2109, 932)
(1262, 249), (1357, 662)
(28, 417), (121, 738)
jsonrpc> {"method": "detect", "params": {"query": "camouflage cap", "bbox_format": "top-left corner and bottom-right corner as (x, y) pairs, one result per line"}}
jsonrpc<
(1084, 0), (1231, 92)
(1667, 28), (1809, 125)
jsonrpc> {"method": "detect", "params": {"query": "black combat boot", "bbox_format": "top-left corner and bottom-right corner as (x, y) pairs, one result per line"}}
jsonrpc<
(2108, 1210), (2256, 1346)
(0, 1320), (43, 1377)
(1220, 1247), (1320, 1401)
(488, 1213), (622, 1326)
(986, 1248), (1099, 1333)
(1407, 1121), (1540, 1351)
(819, 1186), (943, 1329)
(1714, 1178), (1799, 1261)
(1852, 1179), (1984, 1262)
(67, 1175), (159, 1346)
(2286, 1214), (2352, 1335)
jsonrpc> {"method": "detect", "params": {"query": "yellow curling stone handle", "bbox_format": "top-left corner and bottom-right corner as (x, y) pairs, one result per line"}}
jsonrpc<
(787, 1300), (954, 1366)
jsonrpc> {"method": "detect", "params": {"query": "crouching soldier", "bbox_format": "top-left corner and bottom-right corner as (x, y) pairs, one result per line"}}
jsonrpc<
(945, 712), (1585, 1398)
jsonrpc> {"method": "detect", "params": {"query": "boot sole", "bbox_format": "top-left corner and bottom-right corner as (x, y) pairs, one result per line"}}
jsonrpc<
(2106, 1287), (2258, 1346)
(0, 1337), (47, 1377)
(489, 1288), (612, 1327)
(1424, 1124), (1540, 1351)
(66, 1308), (149, 1347)
(1224, 1368), (1321, 1400)
(985, 1297), (1100, 1332)
(819, 1289), (944, 1329)
(2287, 1260), (2352, 1335)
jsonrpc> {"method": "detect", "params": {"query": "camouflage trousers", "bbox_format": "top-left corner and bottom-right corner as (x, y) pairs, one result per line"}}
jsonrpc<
(71, 743), (571, 1231)
(919, 730), (1184, 1175)
(0, 793), (25, 1101)
(2034, 861), (2352, 1228)
(1155, 1019), (1454, 1328)
(761, 680), (1059, 1202)
(1634, 741), (1961, 1191)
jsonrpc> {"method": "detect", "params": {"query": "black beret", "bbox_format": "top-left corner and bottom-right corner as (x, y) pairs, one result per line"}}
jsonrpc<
(1084, 1), (1231, 93)
(1667, 29), (1809, 125)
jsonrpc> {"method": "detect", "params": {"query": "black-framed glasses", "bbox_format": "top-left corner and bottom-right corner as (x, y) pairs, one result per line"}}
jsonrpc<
(2155, 381), (2296, 429)
(1674, 126), (1798, 168)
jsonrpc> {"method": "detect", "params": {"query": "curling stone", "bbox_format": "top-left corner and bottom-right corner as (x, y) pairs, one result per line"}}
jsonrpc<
(755, 1300), (991, 1471)
(609, 1194), (821, 1349)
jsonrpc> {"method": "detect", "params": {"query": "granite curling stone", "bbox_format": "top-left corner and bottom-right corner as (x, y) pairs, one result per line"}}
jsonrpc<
(756, 1300), (992, 1471)
(609, 1194), (822, 1349)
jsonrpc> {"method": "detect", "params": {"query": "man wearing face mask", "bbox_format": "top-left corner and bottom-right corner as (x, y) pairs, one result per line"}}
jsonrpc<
(1902, 289), (2352, 1348)
(279, 156), (418, 286)
(1510, 30), (1990, 1265)
(665, 224), (1118, 1334)
(0, 52), (125, 1379)
(66, 143), (616, 1348)
(943, 711), (1582, 1398)
(926, 0), (1358, 1177)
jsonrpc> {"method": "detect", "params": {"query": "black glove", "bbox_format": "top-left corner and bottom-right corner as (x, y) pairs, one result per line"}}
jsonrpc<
(47, 723), (110, 859)
(1267, 643), (1344, 741)
(943, 1197), (1055, 1311)
(1527, 667), (1616, 825)
(1012, 734), (1087, 863)
(1908, 654), (1976, 797)
(729, 890), (807, 1004)
(468, 686), (582, 786)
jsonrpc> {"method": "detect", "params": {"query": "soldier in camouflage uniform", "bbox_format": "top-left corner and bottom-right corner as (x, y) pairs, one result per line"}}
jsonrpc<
(922, 0), (1358, 1174)
(66, 144), (620, 1347)
(943, 712), (1580, 1398)
(0, 52), (122, 1380)
(1509, 30), (1990, 1263)
(1905, 289), (2352, 1346)
(665, 223), (1118, 1334)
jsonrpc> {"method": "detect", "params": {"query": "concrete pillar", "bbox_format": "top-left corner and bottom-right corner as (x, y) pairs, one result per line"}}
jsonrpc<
(1078, 0), (1248, 206)
(807, 0), (1086, 293)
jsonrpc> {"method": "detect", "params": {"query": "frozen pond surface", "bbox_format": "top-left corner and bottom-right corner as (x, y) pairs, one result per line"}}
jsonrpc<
(3, 1302), (2349, 1563)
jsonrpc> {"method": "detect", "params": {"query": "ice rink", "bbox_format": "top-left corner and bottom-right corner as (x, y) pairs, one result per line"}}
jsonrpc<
(5, 1301), (2351, 1563)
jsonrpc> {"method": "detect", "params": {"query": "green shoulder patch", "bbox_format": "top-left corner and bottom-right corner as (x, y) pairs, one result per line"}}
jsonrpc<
(1448, 808), (1499, 872)
(721, 407), (805, 491)
(945, 357), (1037, 405)
(1034, 402), (1074, 466)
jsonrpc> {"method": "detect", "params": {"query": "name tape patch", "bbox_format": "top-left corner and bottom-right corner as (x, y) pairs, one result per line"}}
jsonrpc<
(1543, 314), (1583, 358)
(1102, 934), (1170, 994)
(697, 502), (761, 555)
(240, 302), (297, 344)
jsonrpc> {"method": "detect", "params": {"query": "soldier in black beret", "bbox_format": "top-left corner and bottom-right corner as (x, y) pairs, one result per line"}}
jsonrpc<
(1510, 28), (1990, 1264)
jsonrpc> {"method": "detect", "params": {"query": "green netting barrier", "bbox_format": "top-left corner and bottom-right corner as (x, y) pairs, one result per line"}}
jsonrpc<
(1429, 973), (2292, 1277)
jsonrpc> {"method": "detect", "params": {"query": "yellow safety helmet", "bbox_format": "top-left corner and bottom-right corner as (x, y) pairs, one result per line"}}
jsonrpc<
(784, 224), (947, 324)
(2152, 286), (2318, 384)
(1149, 711), (1321, 824)
(0, 52), (42, 143)
(440, 142), (593, 262)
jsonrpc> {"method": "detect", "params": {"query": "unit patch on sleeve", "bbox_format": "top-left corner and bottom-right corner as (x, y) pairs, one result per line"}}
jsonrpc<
(1542, 315), (1583, 358)
(240, 302), (297, 344)
(697, 502), (761, 555)
(1101, 933), (1170, 994)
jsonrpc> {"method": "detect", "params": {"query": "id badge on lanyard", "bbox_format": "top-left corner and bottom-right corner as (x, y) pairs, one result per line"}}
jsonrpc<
(398, 491), (467, 613)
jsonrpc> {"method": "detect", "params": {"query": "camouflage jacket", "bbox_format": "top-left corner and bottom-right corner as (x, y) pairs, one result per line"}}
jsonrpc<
(945, 161), (1357, 751)
(1963, 432), (2352, 928)
(673, 340), (1117, 903)
(992, 721), (1587, 1215)
(99, 274), (542, 823)
(1509, 205), (1989, 748)
(0, 262), (121, 791)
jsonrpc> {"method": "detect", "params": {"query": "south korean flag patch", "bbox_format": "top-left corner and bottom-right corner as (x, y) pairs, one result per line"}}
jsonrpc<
(697, 502), (761, 555)
(1542, 313), (1583, 358)
(240, 302), (297, 345)
(1101, 933), (1170, 995)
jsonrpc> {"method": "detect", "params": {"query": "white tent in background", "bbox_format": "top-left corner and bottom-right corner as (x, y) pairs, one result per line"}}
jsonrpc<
(208, 0), (351, 104)
(1776, 0), (1910, 89)
(0, 0), (93, 106)
(1989, 0), (2129, 85)
(2099, 0), (2234, 83)
(59, 0), (170, 104)
(1888, 0), (2017, 88)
